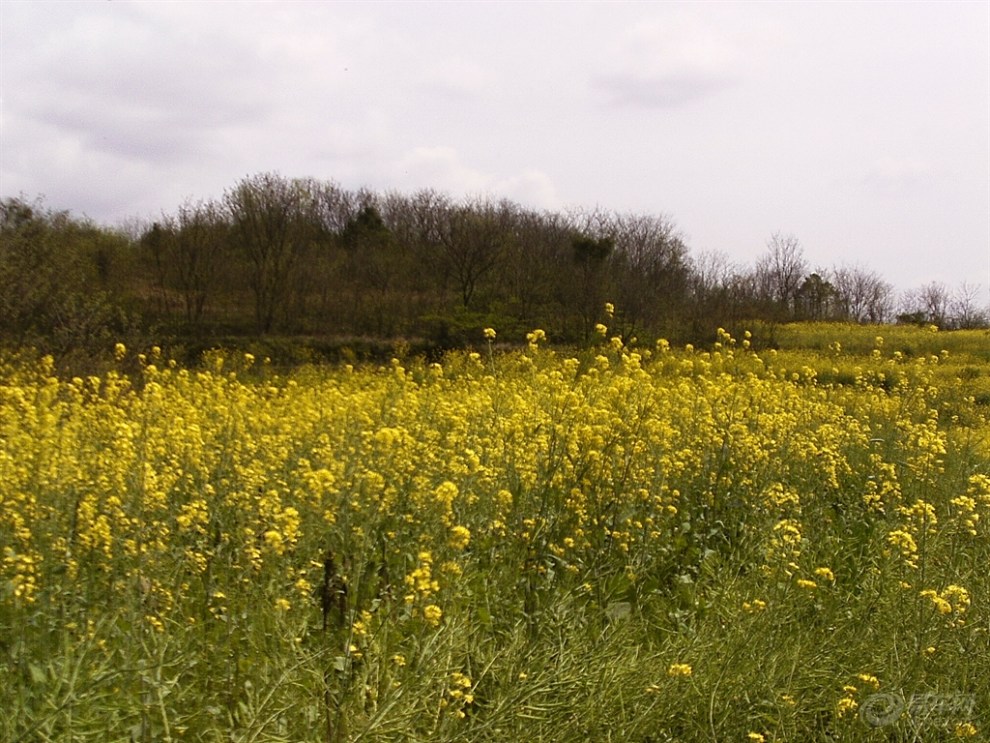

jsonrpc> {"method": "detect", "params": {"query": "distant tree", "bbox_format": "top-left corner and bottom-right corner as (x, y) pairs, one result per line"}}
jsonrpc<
(724, 266), (763, 323)
(172, 200), (228, 324)
(949, 282), (990, 329)
(609, 212), (690, 335)
(285, 179), (355, 328)
(143, 199), (228, 324)
(570, 231), (615, 340)
(440, 198), (511, 309)
(754, 233), (807, 321)
(341, 203), (389, 250)
(571, 233), (613, 264)
(899, 282), (951, 327)
(11, 176), (954, 353)
(496, 205), (572, 331)
(1, 196), (61, 342)
(1, 196), (130, 352)
(794, 272), (836, 321)
(224, 173), (318, 333)
(395, 189), (455, 302)
(690, 250), (735, 301)
(340, 200), (403, 334)
(141, 221), (174, 317)
(829, 265), (894, 323)
(685, 250), (752, 335)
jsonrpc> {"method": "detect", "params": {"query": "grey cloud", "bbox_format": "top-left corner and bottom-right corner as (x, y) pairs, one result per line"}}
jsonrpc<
(594, 69), (737, 109)
(591, 13), (745, 109)
(10, 20), (275, 165)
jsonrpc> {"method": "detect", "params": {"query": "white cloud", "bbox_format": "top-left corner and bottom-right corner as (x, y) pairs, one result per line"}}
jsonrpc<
(422, 59), (494, 100)
(392, 147), (560, 210)
(493, 170), (562, 211)
(394, 146), (490, 194)
(859, 157), (942, 197)
(594, 15), (741, 108)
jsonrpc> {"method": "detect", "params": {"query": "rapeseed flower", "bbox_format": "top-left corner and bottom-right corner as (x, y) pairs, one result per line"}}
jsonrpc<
(448, 524), (471, 550)
(954, 722), (978, 737)
(423, 604), (443, 626)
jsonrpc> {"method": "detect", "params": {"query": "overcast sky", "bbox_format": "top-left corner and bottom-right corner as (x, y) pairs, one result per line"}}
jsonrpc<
(2, 1), (988, 295)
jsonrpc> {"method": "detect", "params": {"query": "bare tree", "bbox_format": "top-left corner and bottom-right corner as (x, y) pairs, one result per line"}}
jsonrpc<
(440, 197), (511, 309)
(394, 189), (455, 300)
(339, 198), (407, 334)
(160, 199), (228, 323)
(141, 220), (174, 317)
(225, 173), (318, 333)
(691, 250), (736, 298)
(496, 205), (572, 330)
(754, 232), (807, 320)
(949, 282), (990, 329)
(829, 265), (894, 323)
(899, 281), (951, 326)
(685, 250), (742, 333)
(610, 211), (690, 334)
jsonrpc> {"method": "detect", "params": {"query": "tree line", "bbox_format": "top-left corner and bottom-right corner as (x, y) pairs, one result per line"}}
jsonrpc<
(2, 172), (987, 360)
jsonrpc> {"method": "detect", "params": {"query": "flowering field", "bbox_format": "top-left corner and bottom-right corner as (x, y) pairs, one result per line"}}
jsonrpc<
(2, 326), (988, 741)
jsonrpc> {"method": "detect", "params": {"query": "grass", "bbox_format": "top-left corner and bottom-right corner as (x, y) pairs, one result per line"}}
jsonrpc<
(1, 324), (988, 741)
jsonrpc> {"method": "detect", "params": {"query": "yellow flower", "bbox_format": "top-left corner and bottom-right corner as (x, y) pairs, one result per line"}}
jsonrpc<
(483, 327), (497, 341)
(667, 663), (693, 678)
(423, 604), (443, 626)
(814, 566), (835, 582)
(747, 734), (766, 743)
(263, 529), (285, 555)
(856, 673), (880, 690)
(448, 524), (471, 550)
(526, 329), (546, 346)
(274, 598), (291, 611)
(441, 560), (463, 577)
(921, 589), (953, 615)
(351, 610), (372, 636)
(943, 584), (970, 611)
(836, 697), (858, 717)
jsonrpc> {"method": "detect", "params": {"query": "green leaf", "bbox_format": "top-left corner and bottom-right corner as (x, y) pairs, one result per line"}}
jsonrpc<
(476, 605), (492, 628)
